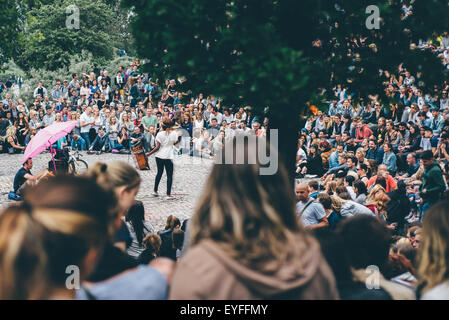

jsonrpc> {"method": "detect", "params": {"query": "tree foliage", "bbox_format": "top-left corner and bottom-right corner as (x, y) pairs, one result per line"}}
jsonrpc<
(14, 0), (121, 71)
(0, 0), (24, 67)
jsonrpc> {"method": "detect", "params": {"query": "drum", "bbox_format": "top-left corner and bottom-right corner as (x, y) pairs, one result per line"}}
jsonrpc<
(132, 140), (150, 170)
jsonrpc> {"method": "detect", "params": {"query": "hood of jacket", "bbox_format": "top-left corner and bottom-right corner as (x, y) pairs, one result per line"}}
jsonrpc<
(198, 235), (330, 298)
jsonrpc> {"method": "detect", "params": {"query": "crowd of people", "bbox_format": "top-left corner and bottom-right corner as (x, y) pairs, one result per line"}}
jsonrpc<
(2, 134), (449, 300)
(0, 60), (267, 158)
(293, 28), (449, 299)
(2, 3), (449, 301)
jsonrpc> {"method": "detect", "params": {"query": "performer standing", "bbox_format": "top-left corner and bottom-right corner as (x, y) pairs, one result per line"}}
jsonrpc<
(146, 117), (181, 200)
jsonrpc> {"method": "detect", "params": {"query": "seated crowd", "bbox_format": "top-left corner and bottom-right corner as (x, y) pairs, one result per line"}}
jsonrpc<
(0, 63), (267, 157)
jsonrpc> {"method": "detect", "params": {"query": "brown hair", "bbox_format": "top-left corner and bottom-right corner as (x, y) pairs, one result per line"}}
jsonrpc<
(142, 233), (162, 255)
(164, 215), (181, 230)
(190, 137), (313, 272)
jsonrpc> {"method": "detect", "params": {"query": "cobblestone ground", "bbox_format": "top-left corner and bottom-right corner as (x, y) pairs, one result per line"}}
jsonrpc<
(0, 152), (214, 231)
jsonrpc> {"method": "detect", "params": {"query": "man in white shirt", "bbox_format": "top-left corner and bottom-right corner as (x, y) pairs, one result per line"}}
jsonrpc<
(209, 107), (223, 125)
(225, 121), (238, 140)
(33, 81), (47, 99)
(80, 106), (95, 149)
(238, 121), (251, 135)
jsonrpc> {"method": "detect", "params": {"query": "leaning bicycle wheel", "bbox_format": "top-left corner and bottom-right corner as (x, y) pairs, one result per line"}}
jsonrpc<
(70, 159), (89, 175)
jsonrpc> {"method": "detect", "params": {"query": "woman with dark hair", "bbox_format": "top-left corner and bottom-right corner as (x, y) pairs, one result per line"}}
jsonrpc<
(327, 215), (414, 299)
(397, 124), (421, 171)
(125, 201), (155, 259)
(354, 180), (368, 204)
(300, 144), (324, 177)
(386, 181), (411, 235)
(14, 112), (29, 146)
(146, 117), (182, 199)
(158, 215), (181, 261)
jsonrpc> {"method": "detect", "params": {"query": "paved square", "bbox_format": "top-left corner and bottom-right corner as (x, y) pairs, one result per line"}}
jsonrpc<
(0, 152), (214, 231)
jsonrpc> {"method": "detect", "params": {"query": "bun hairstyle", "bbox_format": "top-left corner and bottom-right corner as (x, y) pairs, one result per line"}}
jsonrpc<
(164, 215), (181, 230)
(162, 117), (174, 133)
(0, 175), (116, 299)
(86, 161), (141, 194)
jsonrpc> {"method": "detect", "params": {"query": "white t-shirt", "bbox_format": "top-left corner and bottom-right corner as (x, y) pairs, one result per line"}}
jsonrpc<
(156, 130), (179, 160)
(80, 113), (94, 133)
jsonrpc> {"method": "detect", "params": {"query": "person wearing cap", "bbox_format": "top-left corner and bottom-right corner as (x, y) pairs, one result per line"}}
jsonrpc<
(419, 150), (446, 219)
(430, 107), (444, 135)
(42, 106), (55, 127)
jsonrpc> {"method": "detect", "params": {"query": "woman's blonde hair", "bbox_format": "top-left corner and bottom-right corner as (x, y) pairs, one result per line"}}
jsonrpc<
(86, 161), (141, 193)
(326, 180), (338, 194)
(356, 147), (366, 159)
(190, 137), (313, 272)
(330, 194), (348, 213)
(366, 184), (386, 202)
(6, 126), (16, 137)
(0, 175), (116, 299)
(417, 201), (449, 296)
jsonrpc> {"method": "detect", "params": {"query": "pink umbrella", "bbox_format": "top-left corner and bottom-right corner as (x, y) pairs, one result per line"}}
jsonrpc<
(22, 121), (78, 164)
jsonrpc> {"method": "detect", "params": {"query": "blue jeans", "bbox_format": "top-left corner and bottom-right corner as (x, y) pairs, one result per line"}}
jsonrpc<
(80, 132), (91, 149)
(421, 202), (434, 222)
(110, 140), (124, 151)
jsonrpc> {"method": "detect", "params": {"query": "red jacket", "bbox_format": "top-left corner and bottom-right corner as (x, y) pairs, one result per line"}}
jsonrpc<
(355, 125), (373, 143)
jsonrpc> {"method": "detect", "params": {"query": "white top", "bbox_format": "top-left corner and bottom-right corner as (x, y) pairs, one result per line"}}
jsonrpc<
(421, 282), (449, 300)
(155, 130), (179, 160)
(80, 113), (94, 133)
(193, 119), (204, 129)
(93, 116), (104, 131)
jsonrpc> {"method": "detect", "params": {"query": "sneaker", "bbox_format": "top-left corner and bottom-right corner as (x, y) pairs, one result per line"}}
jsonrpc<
(152, 191), (159, 197)
(165, 195), (175, 201)
(112, 149), (119, 154)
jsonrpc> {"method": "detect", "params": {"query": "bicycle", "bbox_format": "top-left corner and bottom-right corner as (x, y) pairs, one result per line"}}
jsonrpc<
(68, 148), (89, 175)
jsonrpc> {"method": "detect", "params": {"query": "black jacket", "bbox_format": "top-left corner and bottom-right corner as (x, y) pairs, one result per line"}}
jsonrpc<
(158, 228), (177, 261)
